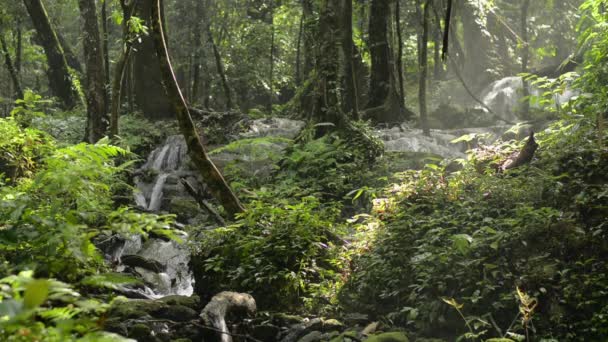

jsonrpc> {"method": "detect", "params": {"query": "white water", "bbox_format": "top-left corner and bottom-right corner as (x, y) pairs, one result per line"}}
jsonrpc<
(480, 76), (578, 122)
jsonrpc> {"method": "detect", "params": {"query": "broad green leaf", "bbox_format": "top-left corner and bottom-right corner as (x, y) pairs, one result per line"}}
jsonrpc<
(23, 279), (50, 309)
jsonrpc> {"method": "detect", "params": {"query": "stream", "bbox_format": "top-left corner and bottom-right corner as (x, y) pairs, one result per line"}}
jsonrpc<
(113, 75), (576, 298)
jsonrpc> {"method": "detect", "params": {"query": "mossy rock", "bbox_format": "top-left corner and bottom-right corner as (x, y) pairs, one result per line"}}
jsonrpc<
(329, 330), (360, 342)
(160, 295), (201, 310)
(365, 332), (409, 342)
(108, 299), (168, 320)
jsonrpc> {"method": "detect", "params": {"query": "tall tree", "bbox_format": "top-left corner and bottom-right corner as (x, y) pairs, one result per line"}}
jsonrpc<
(340, 0), (358, 119)
(419, 0), (431, 136)
(110, 0), (135, 138)
(366, 0), (412, 123)
(150, 0), (244, 219)
(0, 34), (24, 100)
(520, 0), (530, 118)
(79, 0), (108, 142)
(132, 0), (174, 119)
(205, 21), (233, 110)
(23, 0), (78, 109)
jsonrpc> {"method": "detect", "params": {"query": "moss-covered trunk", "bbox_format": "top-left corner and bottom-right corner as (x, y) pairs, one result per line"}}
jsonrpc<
(23, 0), (78, 109)
(149, 0), (244, 220)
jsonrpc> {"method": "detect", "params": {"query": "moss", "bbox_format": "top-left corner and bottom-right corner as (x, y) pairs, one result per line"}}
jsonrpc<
(365, 332), (409, 342)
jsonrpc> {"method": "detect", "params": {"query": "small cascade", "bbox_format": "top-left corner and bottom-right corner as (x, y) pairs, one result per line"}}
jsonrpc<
(241, 117), (306, 139)
(108, 233), (194, 299)
(134, 135), (188, 212)
(480, 76), (578, 122)
(480, 76), (525, 123)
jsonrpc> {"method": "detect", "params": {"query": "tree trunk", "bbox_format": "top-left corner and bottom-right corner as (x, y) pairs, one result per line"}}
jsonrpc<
(311, 0), (347, 132)
(150, 0), (244, 220)
(206, 23), (233, 110)
(419, 0), (431, 136)
(395, 0), (405, 109)
(56, 31), (83, 73)
(268, 10), (275, 113)
(299, 0), (315, 118)
(101, 0), (110, 113)
(365, 0), (412, 123)
(0, 34), (24, 100)
(110, 0), (135, 138)
(23, 0), (78, 109)
(341, 0), (359, 119)
(79, 0), (108, 143)
(295, 10), (304, 87)
(16, 20), (22, 75)
(520, 0), (530, 119)
(132, 0), (174, 119)
(190, 0), (204, 105)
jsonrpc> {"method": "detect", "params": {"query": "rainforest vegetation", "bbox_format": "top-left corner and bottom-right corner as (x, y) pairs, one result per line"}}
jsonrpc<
(0, 0), (607, 341)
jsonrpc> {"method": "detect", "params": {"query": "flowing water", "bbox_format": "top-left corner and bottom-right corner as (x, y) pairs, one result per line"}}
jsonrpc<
(123, 86), (549, 297)
(480, 76), (577, 123)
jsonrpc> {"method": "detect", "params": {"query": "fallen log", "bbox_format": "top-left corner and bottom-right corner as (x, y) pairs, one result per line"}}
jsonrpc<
(500, 131), (539, 171)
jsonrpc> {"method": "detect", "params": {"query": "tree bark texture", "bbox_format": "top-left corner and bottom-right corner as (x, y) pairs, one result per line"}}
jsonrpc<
(341, 0), (358, 119)
(419, 0), (431, 136)
(0, 34), (24, 100)
(366, 0), (412, 123)
(132, 0), (174, 119)
(520, 0), (531, 119)
(311, 0), (347, 132)
(23, 0), (78, 109)
(150, 0), (245, 219)
(206, 22), (233, 110)
(101, 0), (111, 113)
(79, 0), (108, 143)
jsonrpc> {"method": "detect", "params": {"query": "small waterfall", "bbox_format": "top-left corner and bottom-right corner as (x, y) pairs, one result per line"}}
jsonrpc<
(134, 135), (188, 212)
(480, 76), (578, 122)
(480, 76), (524, 123)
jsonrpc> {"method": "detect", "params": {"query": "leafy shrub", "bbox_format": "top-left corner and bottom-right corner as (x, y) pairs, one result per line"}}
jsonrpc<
(0, 270), (129, 341)
(0, 117), (54, 181)
(192, 196), (347, 311)
(0, 134), (178, 281)
(340, 118), (608, 340)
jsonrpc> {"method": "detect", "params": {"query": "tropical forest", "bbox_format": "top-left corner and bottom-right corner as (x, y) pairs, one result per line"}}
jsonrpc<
(0, 0), (607, 341)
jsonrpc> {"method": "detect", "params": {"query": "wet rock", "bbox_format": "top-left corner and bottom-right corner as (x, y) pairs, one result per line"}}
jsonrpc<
(342, 313), (369, 326)
(251, 324), (281, 341)
(328, 330), (360, 342)
(280, 318), (324, 342)
(298, 331), (323, 342)
(129, 323), (155, 341)
(157, 304), (198, 322)
(122, 254), (165, 273)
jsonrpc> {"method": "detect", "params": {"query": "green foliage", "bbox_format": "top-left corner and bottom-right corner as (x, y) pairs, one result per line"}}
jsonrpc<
(10, 90), (53, 127)
(0, 129), (177, 281)
(0, 271), (130, 341)
(340, 115), (608, 340)
(0, 117), (54, 181)
(194, 196), (346, 311)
